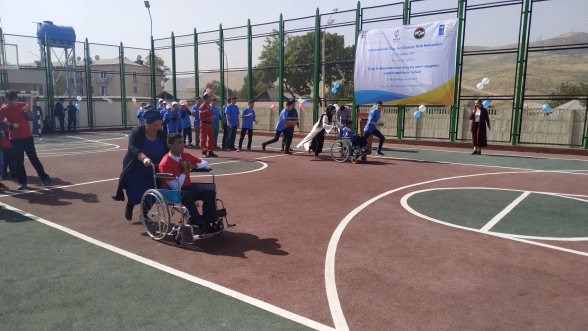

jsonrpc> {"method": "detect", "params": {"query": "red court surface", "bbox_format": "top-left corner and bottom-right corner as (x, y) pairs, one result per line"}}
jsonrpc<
(1, 132), (587, 330)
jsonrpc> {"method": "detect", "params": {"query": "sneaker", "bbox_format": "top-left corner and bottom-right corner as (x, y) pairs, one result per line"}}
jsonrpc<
(261, 144), (266, 151)
(17, 183), (27, 190)
(188, 143), (194, 148)
(284, 151), (293, 155)
(214, 145), (220, 150)
(42, 177), (54, 186)
(202, 152), (208, 158)
(376, 151), (385, 156)
(477, 150), (481, 155)
(237, 148), (241, 152)
(247, 148), (252, 151)
(208, 151), (218, 157)
(471, 151), (477, 155)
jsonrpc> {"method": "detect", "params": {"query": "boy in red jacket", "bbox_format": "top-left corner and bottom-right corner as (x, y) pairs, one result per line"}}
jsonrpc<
(158, 132), (217, 233)
(0, 90), (53, 190)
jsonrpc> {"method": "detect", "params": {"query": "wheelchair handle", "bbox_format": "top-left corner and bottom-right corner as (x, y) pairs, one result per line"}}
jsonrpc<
(155, 173), (176, 179)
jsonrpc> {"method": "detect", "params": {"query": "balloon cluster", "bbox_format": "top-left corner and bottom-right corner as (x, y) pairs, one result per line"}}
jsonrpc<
(331, 82), (341, 94)
(476, 77), (490, 90)
(297, 98), (308, 109)
(414, 105), (426, 119)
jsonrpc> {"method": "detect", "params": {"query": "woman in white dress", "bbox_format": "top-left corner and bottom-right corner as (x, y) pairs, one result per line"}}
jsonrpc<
(297, 105), (343, 159)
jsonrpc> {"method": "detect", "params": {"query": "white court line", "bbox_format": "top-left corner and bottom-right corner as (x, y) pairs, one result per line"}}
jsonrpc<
(480, 191), (531, 232)
(324, 170), (588, 331)
(0, 201), (335, 331)
(66, 135), (120, 148)
(0, 178), (119, 198)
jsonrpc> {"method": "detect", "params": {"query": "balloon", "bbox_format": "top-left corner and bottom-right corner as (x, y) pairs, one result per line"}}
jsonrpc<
(542, 103), (551, 112)
(107, 99), (113, 104)
(331, 87), (337, 94)
(302, 99), (308, 105)
(482, 100), (491, 108)
(414, 111), (421, 119)
(482, 77), (490, 85)
(76, 96), (82, 102)
(372, 105), (377, 110)
(476, 82), (484, 90)
(418, 105), (426, 112)
(132, 97), (137, 102)
(133, 102), (138, 106)
(334, 82), (340, 88)
(75, 103), (80, 110)
(299, 103), (305, 109)
(205, 88), (211, 93)
(270, 104), (277, 111)
(102, 95), (108, 100)
(334, 104), (339, 110)
(298, 98), (303, 104)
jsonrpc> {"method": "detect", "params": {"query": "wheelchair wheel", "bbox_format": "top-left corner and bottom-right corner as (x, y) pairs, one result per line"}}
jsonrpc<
(351, 157), (357, 164)
(330, 140), (350, 163)
(171, 227), (184, 247)
(140, 189), (170, 241)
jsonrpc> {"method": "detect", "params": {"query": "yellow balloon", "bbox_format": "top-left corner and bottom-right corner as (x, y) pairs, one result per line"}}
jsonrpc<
(12, 123), (19, 129)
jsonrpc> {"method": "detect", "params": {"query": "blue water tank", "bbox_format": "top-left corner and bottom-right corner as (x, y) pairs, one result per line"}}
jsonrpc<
(36, 21), (76, 48)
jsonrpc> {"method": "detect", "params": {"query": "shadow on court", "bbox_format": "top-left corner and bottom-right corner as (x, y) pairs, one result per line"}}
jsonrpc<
(141, 231), (289, 259)
(3, 177), (100, 206)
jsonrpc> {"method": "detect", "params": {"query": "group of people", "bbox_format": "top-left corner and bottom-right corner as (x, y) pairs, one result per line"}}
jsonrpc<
(137, 95), (259, 158)
(0, 90), (54, 192)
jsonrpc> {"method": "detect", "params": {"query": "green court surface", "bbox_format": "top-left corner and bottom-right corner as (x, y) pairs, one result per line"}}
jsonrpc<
(406, 189), (588, 238)
(0, 207), (312, 331)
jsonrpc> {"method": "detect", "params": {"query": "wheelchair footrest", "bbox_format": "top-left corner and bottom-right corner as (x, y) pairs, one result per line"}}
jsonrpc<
(216, 208), (227, 218)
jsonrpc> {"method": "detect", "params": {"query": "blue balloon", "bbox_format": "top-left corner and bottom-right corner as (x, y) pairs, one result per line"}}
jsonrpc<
(334, 82), (340, 89)
(542, 103), (551, 112)
(331, 87), (337, 94)
(414, 110), (421, 119)
(75, 103), (81, 110)
(372, 105), (377, 110)
(302, 99), (308, 105)
(482, 100), (490, 108)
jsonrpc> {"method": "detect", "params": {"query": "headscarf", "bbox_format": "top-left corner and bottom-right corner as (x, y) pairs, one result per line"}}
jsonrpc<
(142, 106), (162, 124)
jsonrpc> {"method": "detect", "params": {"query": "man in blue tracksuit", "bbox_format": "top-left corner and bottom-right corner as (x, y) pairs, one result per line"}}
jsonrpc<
(179, 101), (192, 146)
(261, 99), (297, 155)
(224, 96), (240, 151)
(162, 104), (175, 132)
(158, 100), (167, 133)
(221, 98), (229, 150)
(362, 100), (385, 155)
(137, 102), (146, 126)
(171, 101), (181, 133)
(191, 96), (202, 148)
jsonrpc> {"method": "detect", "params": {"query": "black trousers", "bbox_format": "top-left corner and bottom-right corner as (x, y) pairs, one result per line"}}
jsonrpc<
(58, 116), (65, 133)
(68, 115), (77, 132)
(310, 130), (325, 156)
(238, 128), (253, 149)
(362, 129), (385, 152)
(182, 127), (192, 144)
(263, 130), (285, 149)
(181, 183), (217, 226)
(2, 147), (15, 175)
(10, 136), (49, 184)
(264, 128), (293, 152)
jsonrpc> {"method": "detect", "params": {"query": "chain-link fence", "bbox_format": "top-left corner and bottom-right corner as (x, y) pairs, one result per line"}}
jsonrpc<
(2, 0), (586, 149)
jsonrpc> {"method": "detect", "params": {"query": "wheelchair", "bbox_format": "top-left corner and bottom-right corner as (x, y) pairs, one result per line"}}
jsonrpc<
(139, 164), (235, 248)
(330, 137), (368, 164)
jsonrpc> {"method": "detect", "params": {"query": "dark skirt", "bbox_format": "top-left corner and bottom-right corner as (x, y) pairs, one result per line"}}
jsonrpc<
(310, 130), (326, 155)
(471, 121), (488, 148)
(125, 164), (156, 205)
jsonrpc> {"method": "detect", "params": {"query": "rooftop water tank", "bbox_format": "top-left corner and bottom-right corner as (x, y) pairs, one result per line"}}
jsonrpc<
(36, 21), (76, 48)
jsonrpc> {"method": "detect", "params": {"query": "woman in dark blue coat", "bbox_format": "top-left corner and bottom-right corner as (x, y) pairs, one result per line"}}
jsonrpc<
(112, 107), (169, 220)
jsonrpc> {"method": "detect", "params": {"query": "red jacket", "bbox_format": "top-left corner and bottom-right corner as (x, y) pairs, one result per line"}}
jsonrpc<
(0, 102), (33, 139)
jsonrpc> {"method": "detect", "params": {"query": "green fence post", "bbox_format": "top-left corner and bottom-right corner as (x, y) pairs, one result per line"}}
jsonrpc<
(584, 104), (588, 149)
(194, 28), (199, 98)
(512, 0), (532, 146)
(279, 14), (284, 112)
(247, 19), (253, 101)
(313, 9), (320, 123)
(353, 2), (361, 131)
(219, 24), (225, 125)
(398, 0), (410, 139)
(84, 38), (93, 129)
(120, 42), (127, 127)
(450, 0), (465, 142)
(0, 27), (9, 90)
(150, 36), (156, 106)
(171, 32), (176, 100)
(44, 33), (55, 122)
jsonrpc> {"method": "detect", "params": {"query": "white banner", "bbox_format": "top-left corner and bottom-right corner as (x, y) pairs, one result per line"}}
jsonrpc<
(354, 19), (458, 105)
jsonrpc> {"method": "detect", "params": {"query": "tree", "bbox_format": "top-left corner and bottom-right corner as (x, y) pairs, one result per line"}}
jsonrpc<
(548, 83), (588, 108)
(145, 52), (170, 75)
(205, 80), (237, 98)
(255, 30), (356, 98)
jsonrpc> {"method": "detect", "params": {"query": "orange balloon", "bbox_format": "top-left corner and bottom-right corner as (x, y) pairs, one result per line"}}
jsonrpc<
(12, 123), (20, 129)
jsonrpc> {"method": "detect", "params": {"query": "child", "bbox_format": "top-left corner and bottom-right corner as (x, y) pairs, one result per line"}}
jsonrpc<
(0, 123), (8, 192)
(158, 132), (218, 233)
(1, 127), (15, 180)
(162, 104), (175, 133)
(238, 100), (258, 151)
(342, 120), (366, 151)
(42, 116), (54, 134)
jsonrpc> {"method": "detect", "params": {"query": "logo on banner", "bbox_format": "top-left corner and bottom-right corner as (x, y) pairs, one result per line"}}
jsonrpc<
(439, 24), (445, 36)
(414, 27), (425, 39)
(394, 30), (400, 38)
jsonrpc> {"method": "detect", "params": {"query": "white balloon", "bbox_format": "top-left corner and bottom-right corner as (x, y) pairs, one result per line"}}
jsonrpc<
(132, 97), (137, 103)
(107, 99), (113, 104)
(76, 96), (82, 102)
(482, 77), (490, 85)
(418, 105), (426, 112)
(334, 104), (339, 109)
(298, 98), (303, 104)
(102, 95), (108, 100)
(477, 82), (484, 90)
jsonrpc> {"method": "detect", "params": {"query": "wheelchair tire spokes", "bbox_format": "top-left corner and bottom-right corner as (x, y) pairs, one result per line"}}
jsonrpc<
(330, 140), (351, 163)
(141, 190), (170, 241)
